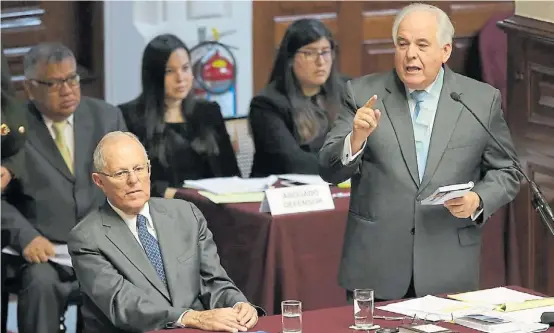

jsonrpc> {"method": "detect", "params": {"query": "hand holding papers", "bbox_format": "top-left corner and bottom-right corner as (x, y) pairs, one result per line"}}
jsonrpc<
(421, 181), (474, 205)
(2, 244), (73, 267)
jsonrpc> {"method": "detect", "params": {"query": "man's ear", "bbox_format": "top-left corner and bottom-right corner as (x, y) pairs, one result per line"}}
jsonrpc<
(22, 80), (34, 100)
(92, 173), (104, 190)
(442, 43), (452, 64)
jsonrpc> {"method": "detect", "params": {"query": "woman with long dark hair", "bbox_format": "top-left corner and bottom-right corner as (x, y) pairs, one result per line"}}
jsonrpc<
(248, 18), (345, 177)
(119, 34), (239, 198)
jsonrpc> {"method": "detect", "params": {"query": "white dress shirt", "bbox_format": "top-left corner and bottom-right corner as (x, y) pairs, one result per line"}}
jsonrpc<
(42, 114), (75, 160)
(108, 201), (157, 245)
(340, 69), (482, 220)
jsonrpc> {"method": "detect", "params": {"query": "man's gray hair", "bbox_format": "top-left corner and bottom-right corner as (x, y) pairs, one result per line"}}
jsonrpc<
(23, 42), (75, 78)
(93, 131), (148, 173)
(392, 3), (455, 47)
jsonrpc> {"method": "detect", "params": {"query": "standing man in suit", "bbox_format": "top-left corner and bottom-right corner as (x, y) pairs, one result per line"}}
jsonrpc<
(319, 3), (520, 300)
(2, 42), (127, 333)
(68, 131), (260, 333)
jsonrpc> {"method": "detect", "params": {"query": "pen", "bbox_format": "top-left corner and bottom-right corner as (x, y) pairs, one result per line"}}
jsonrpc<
(373, 315), (406, 321)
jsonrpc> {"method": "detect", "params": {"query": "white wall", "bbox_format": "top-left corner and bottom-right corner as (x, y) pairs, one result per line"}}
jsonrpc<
(103, 0), (253, 116)
(515, 0), (554, 23)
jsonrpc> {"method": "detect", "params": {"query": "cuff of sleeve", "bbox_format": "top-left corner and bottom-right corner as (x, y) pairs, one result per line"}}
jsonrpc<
(342, 132), (366, 165)
(471, 208), (484, 222)
(171, 310), (192, 328)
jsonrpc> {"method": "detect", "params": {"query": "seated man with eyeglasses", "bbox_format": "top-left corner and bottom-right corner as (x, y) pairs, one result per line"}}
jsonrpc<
(1, 42), (127, 333)
(68, 131), (261, 333)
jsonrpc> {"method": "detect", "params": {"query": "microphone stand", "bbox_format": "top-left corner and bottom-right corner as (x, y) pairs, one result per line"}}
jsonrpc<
(450, 93), (554, 236)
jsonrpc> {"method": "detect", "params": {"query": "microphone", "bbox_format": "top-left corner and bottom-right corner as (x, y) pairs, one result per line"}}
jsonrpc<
(450, 92), (554, 236)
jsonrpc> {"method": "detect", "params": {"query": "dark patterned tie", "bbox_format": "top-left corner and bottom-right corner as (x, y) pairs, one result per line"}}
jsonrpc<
(136, 214), (167, 285)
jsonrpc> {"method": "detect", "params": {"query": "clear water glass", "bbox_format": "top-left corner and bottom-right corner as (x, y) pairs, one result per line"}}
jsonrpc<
(281, 300), (302, 333)
(354, 289), (374, 329)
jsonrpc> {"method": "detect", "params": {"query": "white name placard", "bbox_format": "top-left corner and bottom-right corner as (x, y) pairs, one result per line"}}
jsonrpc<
(259, 184), (335, 215)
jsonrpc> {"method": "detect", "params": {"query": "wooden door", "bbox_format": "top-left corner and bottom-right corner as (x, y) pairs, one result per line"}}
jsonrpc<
(252, 0), (514, 94)
(1, 1), (105, 99)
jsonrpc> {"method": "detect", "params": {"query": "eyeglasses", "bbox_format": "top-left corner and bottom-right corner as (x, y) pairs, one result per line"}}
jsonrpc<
(30, 74), (80, 91)
(97, 163), (150, 182)
(297, 49), (335, 62)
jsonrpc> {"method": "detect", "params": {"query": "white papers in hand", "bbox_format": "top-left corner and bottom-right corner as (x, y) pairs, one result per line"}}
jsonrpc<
(421, 181), (474, 205)
(2, 244), (73, 267)
(183, 176), (278, 195)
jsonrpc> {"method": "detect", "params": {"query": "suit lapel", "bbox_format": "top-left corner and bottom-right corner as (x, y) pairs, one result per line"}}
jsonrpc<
(149, 200), (185, 306)
(26, 104), (75, 182)
(102, 202), (171, 301)
(384, 72), (420, 186)
(73, 103), (94, 180)
(419, 67), (463, 191)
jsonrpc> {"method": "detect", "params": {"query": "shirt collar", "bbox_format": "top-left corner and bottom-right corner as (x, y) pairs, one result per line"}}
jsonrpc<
(406, 66), (444, 98)
(42, 114), (75, 128)
(108, 200), (152, 228)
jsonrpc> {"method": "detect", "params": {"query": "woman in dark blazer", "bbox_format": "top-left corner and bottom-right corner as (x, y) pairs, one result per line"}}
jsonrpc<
(119, 34), (239, 198)
(248, 19), (344, 177)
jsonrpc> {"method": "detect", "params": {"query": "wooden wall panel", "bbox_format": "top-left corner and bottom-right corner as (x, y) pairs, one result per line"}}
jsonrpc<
(1, 1), (105, 99)
(253, 0), (514, 94)
(500, 15), (554, 296)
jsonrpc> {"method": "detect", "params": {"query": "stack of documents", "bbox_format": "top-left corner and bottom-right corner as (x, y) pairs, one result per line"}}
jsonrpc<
(183, 176), (278, 194)
(278, 174), (351, 188)
(454, 313), (548, 332)
(278, 174), (329, 186)
(183, 176), (277, 204)
(448, 287), (554, 325)
(378, 288), (552, 332)
(377, 295), (491, 321)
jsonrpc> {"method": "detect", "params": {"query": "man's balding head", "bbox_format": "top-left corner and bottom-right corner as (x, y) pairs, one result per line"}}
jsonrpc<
(92, 131), (151, 215)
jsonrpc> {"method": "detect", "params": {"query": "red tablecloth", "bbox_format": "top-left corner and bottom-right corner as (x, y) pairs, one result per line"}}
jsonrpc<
(147, 287), (554, 333)
(175, 186), (351, 315)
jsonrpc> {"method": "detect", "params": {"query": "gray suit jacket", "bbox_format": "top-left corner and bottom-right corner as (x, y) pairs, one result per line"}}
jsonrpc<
(319, 67), (520, 300)
(3, 97), (127, 251)
(68, 198), (251, 333)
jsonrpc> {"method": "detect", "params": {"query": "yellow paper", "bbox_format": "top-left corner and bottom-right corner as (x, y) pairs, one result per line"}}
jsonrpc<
(496, 298), (554, 312)
(198, 191), (265, 204)
(448, 287), (554, 313)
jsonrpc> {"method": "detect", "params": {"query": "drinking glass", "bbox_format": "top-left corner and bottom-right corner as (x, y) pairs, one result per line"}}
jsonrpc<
(281, 300), (302, 333)
(354, 289), (374, 329)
